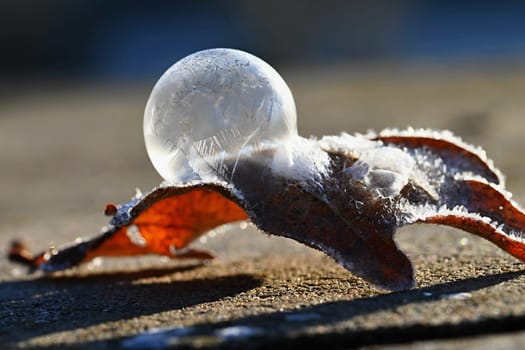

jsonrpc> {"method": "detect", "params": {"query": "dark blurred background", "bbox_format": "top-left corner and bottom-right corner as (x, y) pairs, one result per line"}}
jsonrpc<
(2, 0), (525, 83)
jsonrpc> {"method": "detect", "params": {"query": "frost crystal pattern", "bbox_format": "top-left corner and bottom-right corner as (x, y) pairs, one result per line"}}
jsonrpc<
(144, 48), (298, 183)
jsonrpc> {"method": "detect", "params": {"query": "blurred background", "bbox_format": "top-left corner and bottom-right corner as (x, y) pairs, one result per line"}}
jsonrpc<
(2, 0), (525, 81)
(2, 0), (525, 243)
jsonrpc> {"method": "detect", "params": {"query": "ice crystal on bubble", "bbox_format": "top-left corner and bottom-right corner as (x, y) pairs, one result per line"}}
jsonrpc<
(144, 48), (297, 183)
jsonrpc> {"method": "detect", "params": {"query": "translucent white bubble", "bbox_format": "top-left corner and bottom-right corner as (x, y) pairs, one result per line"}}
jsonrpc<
(144, 48), (298, 183)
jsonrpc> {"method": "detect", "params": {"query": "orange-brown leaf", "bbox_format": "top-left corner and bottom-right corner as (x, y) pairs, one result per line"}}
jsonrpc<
(87, 187), (247, 259)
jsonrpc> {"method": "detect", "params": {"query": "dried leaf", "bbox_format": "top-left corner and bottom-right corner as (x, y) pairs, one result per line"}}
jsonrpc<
(9, 129), (525, 291)
(10, 184), (247, 272)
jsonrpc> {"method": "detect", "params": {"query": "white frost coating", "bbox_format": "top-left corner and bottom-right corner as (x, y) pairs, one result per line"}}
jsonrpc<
(397, 200), (470, 225)
(126, 225), (146, 247)
(398, 199), (525, 244)
(319, 132), (378, 158)
(376, 127), (505, 185)
(271, 136), (331, 182)
(347, 146), (415, 198)
(133, 187), (143, 200)
(144, 48), (297, 183)
(320, 133), (415, 197)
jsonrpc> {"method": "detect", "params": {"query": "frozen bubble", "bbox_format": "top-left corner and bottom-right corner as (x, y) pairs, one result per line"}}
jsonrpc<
(144, 48), (297, 183)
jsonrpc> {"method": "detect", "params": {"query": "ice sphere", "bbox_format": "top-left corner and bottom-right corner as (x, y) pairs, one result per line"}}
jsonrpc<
(144, 48), (298, 183)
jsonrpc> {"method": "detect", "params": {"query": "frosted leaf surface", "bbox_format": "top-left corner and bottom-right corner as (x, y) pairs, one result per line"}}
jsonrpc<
(344, 146), (414, 198)
(144, 48), (297, 183)
(319, 133), (414, 198)
(271, 136), (331, 183)
(13, 48), (525, 292)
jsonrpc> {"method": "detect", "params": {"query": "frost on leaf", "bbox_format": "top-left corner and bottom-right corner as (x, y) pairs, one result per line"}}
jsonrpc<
(8, 129), (525, 291)
(9, 184), (248, 273)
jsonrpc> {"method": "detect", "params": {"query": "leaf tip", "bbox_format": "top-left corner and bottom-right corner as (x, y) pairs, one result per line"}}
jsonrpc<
(7, 240), (39, 271)
(104, 203), (118, 216)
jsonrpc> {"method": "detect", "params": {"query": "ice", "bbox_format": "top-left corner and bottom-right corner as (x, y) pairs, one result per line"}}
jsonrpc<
(319, 133), (415, 198)
(319, 132), (377, 158)
(271, 136), (331, 183)
(126, 224), (146, 247)
(344, 145), (414, 198)
(144, 48), (297, 183)
(377, 127), (504, 185)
